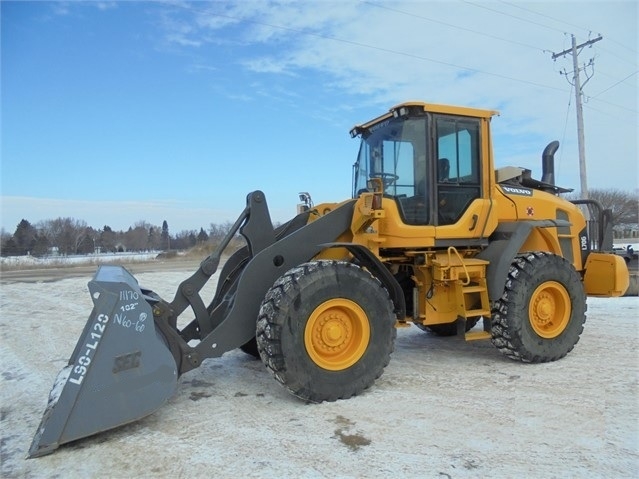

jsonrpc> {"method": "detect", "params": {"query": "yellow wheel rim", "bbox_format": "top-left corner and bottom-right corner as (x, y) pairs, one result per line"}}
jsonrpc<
(529, 281), (571, 338)
(304, 299), (370, 371)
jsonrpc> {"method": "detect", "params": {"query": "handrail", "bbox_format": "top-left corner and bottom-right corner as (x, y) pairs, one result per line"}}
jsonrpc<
(442, 246), (471, 286)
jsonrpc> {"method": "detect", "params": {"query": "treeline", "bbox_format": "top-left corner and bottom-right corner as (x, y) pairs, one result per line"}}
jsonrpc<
(1, 189), (636, 257)
(0, 217), (242, 257)
(565, 188), (639, 228)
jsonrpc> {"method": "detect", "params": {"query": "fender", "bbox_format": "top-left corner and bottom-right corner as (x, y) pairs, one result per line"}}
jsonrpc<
(477, 220), (571, 302)
(190, 198), (358, 370)
(321, 242), (407, 320)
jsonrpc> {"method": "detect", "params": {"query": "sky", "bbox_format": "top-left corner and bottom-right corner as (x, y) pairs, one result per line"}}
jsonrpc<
(1, 0), (637, 235)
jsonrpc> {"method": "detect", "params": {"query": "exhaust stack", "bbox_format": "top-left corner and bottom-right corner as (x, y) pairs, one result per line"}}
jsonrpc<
(541, 140), (560, 186)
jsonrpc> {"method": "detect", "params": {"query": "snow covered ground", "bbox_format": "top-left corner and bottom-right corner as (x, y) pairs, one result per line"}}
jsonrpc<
(0, 251), (161, 268)
(614, 242), (639, 249)
(1, 263), (638, 478)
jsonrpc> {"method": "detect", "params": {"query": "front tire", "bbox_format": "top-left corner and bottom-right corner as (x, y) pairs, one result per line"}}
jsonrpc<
(256, 260), (396, 402)
(206, 253), (260, 358)
(491, 252), (586, 363)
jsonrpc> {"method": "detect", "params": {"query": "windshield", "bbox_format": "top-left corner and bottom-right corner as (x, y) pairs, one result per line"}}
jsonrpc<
(352, 116), (427, 198)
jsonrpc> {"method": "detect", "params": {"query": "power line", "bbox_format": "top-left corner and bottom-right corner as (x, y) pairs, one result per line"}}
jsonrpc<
(498, 0), (591, 35)
(583, 101), (633, 120)
(169, 3), (636, 117)
(361, 0), (546, 52)
(551, 35), (603, 199)
(606, 36), (637, 55)
(462, 0), (567, 33)
(588, 96), (638, 114)
(556, 84), (574, 180)
(170, 1), (566, 93)
(501, 2), (639, 100)
(596, 45), (638, 68)
(590, 71), (638, 99)
(500, 0), (637, 59)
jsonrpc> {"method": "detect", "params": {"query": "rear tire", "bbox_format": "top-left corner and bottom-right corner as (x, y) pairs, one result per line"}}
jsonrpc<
(415, 318), (479, 336)
(491, 252), (586, 363)
(256, 260), (396, 402)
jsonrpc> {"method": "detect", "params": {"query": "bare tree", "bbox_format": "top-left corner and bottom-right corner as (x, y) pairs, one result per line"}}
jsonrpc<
(172, 230), (197, 250)
(209, 221), (238, 241)
(589, 188), (638, 225)
(566, 188), (638, 226)
(125, 223), (151, 252)
(76, 227), (98, 254)
(38, 218), (88, 255)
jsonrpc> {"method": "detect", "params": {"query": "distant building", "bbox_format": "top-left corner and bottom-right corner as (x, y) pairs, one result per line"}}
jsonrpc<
(614, 223), (639, 239)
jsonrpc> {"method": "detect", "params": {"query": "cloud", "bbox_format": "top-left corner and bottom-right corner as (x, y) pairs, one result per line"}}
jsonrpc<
(51, 2), (71, 16)
(242, 57), (295, 75)
(166, 33), (202, 47)
(141, 0), (636, 195)
(18, 1), (639, 200)
(49, 0), (118, 17)
(95, 2), (118, 11)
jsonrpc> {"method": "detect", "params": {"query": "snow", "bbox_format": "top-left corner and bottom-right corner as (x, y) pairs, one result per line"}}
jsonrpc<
(614, 242), (639, 250)
(1, 241), (635, 268)
(1, 265), (638, 478)
(0, 252), (161, 268)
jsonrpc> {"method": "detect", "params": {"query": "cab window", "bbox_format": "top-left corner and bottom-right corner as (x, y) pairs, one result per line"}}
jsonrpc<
(435, 117), (481, 225)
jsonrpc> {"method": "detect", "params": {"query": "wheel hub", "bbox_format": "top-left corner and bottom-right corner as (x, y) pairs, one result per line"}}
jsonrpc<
(321, 315), (349, 346)
(533, 294), (553, 323)
(305, 299), (370, 371)
(529, 281), (571, 338)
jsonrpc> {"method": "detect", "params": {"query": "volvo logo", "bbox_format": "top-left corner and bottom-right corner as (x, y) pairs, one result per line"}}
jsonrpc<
(501, 185), (533, 196)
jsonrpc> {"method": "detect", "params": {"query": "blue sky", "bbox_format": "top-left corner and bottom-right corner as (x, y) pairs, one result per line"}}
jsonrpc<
(1, 1), (637, 234)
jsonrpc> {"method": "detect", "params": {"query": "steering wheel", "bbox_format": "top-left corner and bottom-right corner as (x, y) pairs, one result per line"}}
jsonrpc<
(370, 172), (399, 189)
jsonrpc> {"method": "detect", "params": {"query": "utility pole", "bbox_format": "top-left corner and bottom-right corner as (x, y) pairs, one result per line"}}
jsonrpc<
(552, 34), (602, 199)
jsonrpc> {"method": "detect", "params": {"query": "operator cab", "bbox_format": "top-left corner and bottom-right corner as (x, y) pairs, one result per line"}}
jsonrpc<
(351, 103), (486, 227)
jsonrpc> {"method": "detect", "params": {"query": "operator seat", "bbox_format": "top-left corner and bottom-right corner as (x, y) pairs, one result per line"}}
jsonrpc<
(437, 158), (455, 224)
(438, 158), (450, 182)
(399, 177), (428, 225)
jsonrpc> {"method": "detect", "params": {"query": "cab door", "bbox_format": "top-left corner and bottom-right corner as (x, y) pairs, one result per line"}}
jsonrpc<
(433, 115), (492, 242)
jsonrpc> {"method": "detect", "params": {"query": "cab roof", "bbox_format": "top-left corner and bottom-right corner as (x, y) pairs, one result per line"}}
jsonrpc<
(350, 101), (499, 137)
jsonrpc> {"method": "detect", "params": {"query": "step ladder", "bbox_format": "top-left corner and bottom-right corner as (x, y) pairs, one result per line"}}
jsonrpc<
(456, 278), (492, 341)
(432, 248), (492, 341)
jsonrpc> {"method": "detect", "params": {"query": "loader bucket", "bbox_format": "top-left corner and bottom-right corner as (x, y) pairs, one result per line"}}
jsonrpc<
(28, 265), (178, 458)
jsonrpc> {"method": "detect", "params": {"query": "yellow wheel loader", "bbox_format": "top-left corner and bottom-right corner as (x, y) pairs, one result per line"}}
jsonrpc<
(29, 101), (629, 457)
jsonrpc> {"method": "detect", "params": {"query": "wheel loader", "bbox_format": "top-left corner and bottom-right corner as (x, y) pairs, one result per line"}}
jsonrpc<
(29, 101), (629, 457)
